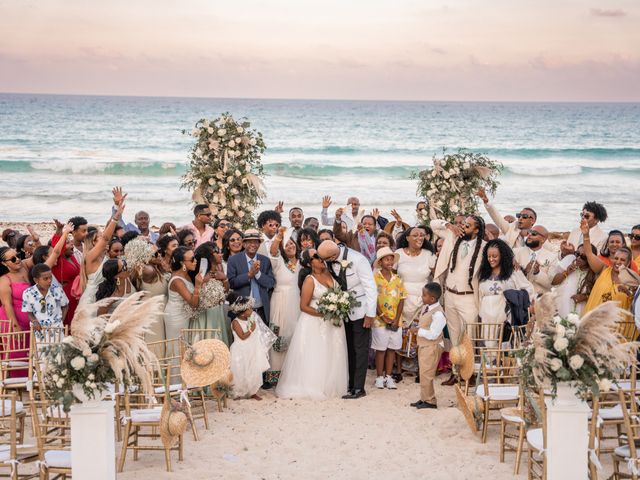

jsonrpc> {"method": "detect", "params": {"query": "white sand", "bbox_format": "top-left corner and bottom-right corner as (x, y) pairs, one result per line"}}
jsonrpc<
(118, 371), (516, 480)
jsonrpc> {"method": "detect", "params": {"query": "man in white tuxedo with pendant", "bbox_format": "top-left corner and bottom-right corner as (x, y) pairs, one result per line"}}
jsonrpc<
(318, 240), (377, 399)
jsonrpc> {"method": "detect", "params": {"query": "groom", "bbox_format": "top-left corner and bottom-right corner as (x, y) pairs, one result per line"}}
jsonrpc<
(318, 240), (377, 399)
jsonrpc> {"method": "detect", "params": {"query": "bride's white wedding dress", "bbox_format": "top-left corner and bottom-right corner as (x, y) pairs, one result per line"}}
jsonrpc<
(276, 276), (349, 400)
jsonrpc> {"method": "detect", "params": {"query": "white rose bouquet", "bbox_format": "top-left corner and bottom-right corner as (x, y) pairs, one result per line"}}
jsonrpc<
(412, 148), (502, 222)
(516, 293), (637, 400)
(317, 286), (361, 327)
(182, 113), (267, 230)
(184, 279), (226, 319)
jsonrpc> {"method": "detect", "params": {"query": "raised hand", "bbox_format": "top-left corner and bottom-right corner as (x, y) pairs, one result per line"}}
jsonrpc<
(560, 240), (575, 257)
(390, 209), (403, 223)
(580, 219), (590, 237)
(322, 195), (332, 209)
(112, 186), (125, 206)
(278, 226), (287, 237)
(274, 201), (284, 214)
(26, 225), (40, 243)
(476, 188), (489, 204)
(446, 223), (463, 238)
(356, 223), (364, 233)
(371, 208), (380, 219)
(335, 207), (344, 221)
(114, 198), (127, 220)
(62, 222), (74, 236)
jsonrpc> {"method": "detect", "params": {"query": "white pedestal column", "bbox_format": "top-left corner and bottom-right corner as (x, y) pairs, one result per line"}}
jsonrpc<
(545, 384), (590, 480)
(70, 400), (116, 480)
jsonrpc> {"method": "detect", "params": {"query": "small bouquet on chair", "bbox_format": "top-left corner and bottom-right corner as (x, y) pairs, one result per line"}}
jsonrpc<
(317, 286), (361, 328)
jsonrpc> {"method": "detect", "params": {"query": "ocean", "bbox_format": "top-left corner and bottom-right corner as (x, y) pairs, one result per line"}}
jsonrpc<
(1, 93), (639, 232)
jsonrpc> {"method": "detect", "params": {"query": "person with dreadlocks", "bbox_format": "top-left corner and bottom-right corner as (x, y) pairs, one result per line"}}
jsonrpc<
(431, 215), (486, 386)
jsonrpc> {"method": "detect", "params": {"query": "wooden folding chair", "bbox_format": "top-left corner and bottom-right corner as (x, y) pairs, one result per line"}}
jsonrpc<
(0, 392), (38, 479)
(463, 321), (505, 394)
(31, 398), (72, 479)
(612, 387), (640, 480)
(617, 317), (639, 343)
(526, 388), (547, 480)
(0, 327), (33, 401)
(118, 366), (183, 473)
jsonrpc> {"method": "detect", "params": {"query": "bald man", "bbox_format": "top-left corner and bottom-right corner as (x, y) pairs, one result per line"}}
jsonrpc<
(513, 225), (559, 297)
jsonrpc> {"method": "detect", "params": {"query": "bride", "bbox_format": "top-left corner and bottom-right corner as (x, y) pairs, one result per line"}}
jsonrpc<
(276, 248), (349, 400)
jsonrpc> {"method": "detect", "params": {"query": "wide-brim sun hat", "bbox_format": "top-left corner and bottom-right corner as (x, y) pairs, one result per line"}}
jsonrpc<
(242, 229), (263, 243)
(160, 400), (188, 449)
(180, 339), (230, 388)
(449, 332), (474, 381)
(373, 246), (400, 269)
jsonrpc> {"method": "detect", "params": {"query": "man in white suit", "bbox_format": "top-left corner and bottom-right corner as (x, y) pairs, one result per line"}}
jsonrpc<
(513, 226), (559, 297)
(318, 240), (377, 399)
(431, 215), (486, 386)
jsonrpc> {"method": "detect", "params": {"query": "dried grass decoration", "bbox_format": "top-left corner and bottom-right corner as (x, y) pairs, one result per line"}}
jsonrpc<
(413, 148), (502, 222)
(182, 114), (267, 230)
(42, 292), (162, 411)
(517, 292), (638, 399)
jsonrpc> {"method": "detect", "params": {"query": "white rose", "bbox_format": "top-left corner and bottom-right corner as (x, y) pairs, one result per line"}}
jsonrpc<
(191, 128), (200, 136)
(249, 138), (257, 146)
(217, 128), (226, 136)
(240, 160), (246, 165)
(238, 211), (245, 218)
(549, 358), (563, 371)
(195, 148), (202, 158)
(231, 188), (238, 194)
(463, 161), (471, 169)
(241, 178), (248, 184)
(569, 355), (584, 370)
(597, 378), (612, 392)
(216, 172), (224, 180)
(104, 320), (121, 334)
(220, 209), (228, 217)
(52, 374), (59, 381)
(228, 140), (236, 148)
(85, 380), (91, 386)
(88, 373), (95, 380)
(555, 324), (566, 338)
(206, 127), (213, 134)
(443, 172), (450, 179)
(82, 348), (92, 357)
(430, 170), (437, 177)
(553, 337), (569, 352)
(70, 356), (86, 370)
(567, 313), (580, 325)
(61, 369), (68, 376)
(56, 379), (64, 388)
(245, 164), (251, 172)
(235, 170), (241, 177)
(552, 315), (562, 324)
(235, 137), (242, 144)
(226, 176), (233, 183)
(208, 178), (215, 185)
(450, 205), (459, 213)
(237, 127), (244, 134)
(327, 305), (336, 311)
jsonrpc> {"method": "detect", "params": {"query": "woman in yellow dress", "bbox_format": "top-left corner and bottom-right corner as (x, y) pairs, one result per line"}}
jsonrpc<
(582, 219), (635, 314)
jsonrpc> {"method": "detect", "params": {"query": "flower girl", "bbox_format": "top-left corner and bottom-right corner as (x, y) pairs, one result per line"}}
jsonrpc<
(228, 293), (277, 400)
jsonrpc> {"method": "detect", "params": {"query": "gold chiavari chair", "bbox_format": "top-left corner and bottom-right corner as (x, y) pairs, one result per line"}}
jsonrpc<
(118, 366), (183, 473)
(0, 327), (33, 402)
(31, 398), (72, 479)
(463, 321), (505, 395)
(612, 388), (640, 480)
(617, 318), (639, 343)
(526, 388), (547, 480)
(0, 392), (38, 479)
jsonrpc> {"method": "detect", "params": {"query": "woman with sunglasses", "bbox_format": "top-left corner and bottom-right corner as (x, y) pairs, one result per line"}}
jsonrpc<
(177, 229), (196, 250)
(164, 247), (204, 341)
(222, 229), (244, 275)
(136, 245), (171, 343)
(213, 218), (232, 252)
(0, 246), (31, 333)
(581, 220), (635, 314)
(95, 259), (136, 315)
(191, 242), (231, 344)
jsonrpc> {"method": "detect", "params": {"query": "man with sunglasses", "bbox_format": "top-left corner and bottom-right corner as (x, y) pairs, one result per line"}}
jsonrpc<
(563, 201), (608, 258)
(477, 188), (552, 251)
(181, 204), (215, 249)
(513, 226), (558, 297)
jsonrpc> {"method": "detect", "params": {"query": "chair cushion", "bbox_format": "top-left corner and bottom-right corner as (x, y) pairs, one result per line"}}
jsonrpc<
(0, 399), (24, 416)
(0, 377), (29, 386)
(476, 384), (519, 401)
(597, 405), (623, 420)
(0, 444), (35, 462)
(1, 361), (29, 368)
(500, 409), (524, 424)
(154, 384), (183, 394)
(130, 407), (162, 423)
(615, 445), (630, 458)
(526, 428), (543, 451)
(44, 450), (71, 468)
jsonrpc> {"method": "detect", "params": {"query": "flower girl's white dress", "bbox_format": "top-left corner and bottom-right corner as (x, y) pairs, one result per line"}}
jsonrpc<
(230, 312), (276, 397)
(276, 276), (348, 400)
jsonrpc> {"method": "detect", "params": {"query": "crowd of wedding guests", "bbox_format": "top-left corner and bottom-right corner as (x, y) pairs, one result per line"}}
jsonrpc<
(2, 186), (639, 407)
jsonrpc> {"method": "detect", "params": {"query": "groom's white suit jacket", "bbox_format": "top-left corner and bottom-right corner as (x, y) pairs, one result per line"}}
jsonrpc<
(331, 246), (377, 321)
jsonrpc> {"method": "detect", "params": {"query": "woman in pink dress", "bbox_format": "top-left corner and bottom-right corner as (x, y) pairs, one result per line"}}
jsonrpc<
(0, 246), (31, 378)
(50, 237), (81, 326)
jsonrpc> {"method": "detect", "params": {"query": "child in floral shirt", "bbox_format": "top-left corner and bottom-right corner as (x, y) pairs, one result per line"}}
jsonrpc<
(372, 247), (406, 389)
(22, 264), (68, 340)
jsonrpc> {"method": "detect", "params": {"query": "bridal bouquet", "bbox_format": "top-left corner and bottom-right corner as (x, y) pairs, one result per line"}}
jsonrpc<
(184, 279), (226, 319)
(517, 293), (636, 399)
(182, 113), (267, 230)
(317, 286), (361, 327)
(42, 293), (162, 411)
(413, 148), (501, 222)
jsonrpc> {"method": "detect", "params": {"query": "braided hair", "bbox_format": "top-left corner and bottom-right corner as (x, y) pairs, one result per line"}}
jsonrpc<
(449, 215), (485, 288)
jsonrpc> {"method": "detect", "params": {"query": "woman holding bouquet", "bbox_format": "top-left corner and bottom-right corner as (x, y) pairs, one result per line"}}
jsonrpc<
(267, 226), (301, 385)
(276, 249), (348, 400)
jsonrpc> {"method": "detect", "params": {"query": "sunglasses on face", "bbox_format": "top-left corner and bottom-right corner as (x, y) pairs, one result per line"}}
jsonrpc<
(218, 223), (231, 228)
(199, 212), (212, 218)
(229, 238), (242, 243)
(2, 256), (19, 264)
(516, 213), (533, 220)
(153, 251), (161, 258)
(629, 234), (640, 241)
(311, 253), (322, 260)
(580, 212), (593, 219)
(528, 231), (543, 237)
(576, 254), (587, 260)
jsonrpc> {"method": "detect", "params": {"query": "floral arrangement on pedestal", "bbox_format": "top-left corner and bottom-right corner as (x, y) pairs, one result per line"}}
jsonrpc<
(517, 293), (637, 399)
(413, 149), (502, 222)
(181, 114), (267, 229)
(41, 293), (163, 411)
(317, 286), (361, 327)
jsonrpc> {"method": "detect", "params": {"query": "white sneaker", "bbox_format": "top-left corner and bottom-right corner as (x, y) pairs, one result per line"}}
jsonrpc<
(375, 376), (385, 389)
(385, 375), (397, 389)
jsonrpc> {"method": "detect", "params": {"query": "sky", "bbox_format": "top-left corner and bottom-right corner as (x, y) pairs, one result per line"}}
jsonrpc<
(1, 0), (639, 101)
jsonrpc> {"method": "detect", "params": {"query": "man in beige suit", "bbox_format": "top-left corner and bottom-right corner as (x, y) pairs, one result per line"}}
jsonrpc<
(513, 226), (558, 297)
(431, 215), (486, 386)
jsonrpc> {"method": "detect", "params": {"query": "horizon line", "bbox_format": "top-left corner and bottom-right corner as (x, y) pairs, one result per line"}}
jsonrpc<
(1, 90), (639, 105)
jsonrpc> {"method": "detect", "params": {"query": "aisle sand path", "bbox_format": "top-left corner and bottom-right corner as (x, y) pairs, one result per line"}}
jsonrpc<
(119, 371), (516, 480)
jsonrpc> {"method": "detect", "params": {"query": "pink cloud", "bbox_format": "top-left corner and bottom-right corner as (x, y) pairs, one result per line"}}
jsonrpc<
(590, 8), (626, 17)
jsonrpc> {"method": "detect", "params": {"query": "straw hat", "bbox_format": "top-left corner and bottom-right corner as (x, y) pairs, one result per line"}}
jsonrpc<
(160, 400), (188, 449)
(449, 332), (474, 381)
(373, 247), (400, 269)
(454, 385), (481, 433)
(242, 229), (263, 243)
(383, 221), (409, 235)
(180, 339), (230, 388)
(618, 266), (640, 287)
